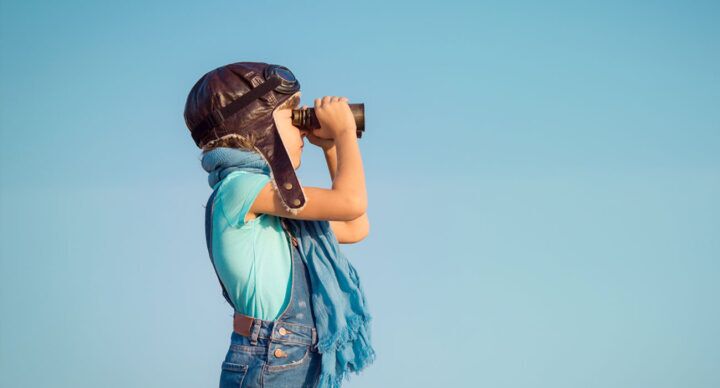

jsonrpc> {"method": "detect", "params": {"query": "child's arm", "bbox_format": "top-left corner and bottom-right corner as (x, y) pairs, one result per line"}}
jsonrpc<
(249, 96), (367, 222)
(321, 143), (370, 243)
(324, 144), (338, 182)
(330, 213), (369, 244)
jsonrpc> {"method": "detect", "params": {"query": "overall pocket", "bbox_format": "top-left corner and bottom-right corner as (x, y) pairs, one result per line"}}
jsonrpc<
(263, 344), (321, 388)
(265, 344), (312, 372)
(220, 341), (266, 387)
(219, 361), (248, 388)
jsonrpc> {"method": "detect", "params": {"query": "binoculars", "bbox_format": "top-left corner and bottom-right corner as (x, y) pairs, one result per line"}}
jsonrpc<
(291, 103), (365, 138)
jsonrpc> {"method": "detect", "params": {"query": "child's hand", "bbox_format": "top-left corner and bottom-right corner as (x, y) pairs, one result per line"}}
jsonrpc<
(299, 105), (335, 150)
(313, 96), (356, 139)
(307, 131), (335, 150)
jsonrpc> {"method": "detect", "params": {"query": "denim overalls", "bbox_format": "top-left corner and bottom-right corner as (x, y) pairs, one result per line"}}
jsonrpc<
(205, 189), (322, 387)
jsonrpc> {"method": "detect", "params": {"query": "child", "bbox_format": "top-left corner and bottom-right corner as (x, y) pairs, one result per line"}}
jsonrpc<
(184, 62), (375, 388)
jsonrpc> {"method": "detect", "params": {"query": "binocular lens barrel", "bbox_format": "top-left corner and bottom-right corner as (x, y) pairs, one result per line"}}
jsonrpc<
(291, 103), (365, 138)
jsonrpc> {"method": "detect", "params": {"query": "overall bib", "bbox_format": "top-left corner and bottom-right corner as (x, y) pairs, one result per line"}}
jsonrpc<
(205, 189), (322, 387)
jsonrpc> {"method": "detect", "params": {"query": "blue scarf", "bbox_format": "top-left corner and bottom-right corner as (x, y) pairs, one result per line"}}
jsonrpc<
(201, 147), (376, 388)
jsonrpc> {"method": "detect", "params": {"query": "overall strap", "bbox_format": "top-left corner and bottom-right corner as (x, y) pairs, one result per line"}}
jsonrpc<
(204, 188), (237, 310)
(280, 217), (299, 248)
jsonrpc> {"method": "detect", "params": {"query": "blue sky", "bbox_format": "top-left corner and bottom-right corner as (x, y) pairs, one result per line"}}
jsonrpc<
(1, 0), (718, 387)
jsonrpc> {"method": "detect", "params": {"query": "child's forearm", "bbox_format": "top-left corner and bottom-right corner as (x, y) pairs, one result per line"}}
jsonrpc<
(323, 145), (370, 236)
(325, 141), (368, 239)
(332, 131), (367, 213)
(322, 145), (338, 182)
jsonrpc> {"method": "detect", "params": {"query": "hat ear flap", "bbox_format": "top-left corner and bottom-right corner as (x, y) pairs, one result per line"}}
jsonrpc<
(254, 117), (307, 215)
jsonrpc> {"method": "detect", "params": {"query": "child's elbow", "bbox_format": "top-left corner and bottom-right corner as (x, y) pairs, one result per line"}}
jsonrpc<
(347, 196), (367, 220)
(344, 222), (370, 244)
(355, 222), (370, 243)
(352, 212), (370, 243)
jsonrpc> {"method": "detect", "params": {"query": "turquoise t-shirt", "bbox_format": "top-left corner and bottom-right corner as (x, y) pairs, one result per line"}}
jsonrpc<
(211, 170), (293, 321)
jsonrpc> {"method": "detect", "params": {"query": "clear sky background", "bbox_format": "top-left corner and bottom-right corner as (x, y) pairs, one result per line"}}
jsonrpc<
(1, 0), (718, 387)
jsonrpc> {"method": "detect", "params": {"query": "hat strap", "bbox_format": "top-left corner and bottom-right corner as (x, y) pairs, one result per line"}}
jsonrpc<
(191, 75), (282, 145)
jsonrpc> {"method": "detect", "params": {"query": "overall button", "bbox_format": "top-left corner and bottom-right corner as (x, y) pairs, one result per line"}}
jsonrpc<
(274, 348), (287, 358)
(278, 327), (288, 336)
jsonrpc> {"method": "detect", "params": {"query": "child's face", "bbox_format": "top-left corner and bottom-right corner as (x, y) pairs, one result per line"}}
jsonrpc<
(273, 91), (308, 170)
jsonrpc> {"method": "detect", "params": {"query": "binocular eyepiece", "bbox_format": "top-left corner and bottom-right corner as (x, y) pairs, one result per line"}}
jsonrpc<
(291, 103), (365, 138)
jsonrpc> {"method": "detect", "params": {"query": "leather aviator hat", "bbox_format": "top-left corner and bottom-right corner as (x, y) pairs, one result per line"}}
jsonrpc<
(184, 62), (307, 214)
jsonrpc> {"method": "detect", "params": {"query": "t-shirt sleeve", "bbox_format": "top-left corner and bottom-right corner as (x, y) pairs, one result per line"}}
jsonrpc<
(215, 171), (271, 228)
